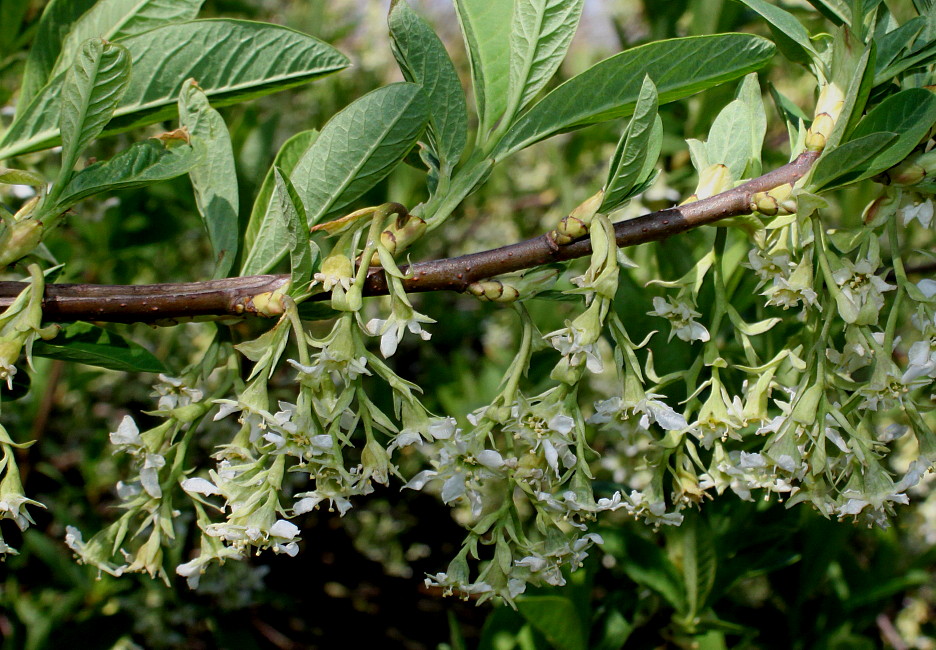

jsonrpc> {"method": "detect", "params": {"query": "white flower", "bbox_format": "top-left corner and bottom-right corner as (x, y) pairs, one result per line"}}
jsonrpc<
(899, 198), (934, 228)
(833, 258), (895, 324)
(152, 374), (203, 410)
(648, 295), (710, 342)
(903, 339), (936, 383)
(181, 477), (222, 496)
(365, 310), (433, 358)
(109, 415), (142, 450)
(544, 322), (604, 373)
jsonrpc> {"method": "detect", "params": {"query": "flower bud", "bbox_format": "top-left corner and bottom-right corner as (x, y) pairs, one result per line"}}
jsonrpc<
(682, 164), (731, 204)
(551, 191), (603, 245)
(466, 280), (520, 302)
(877, 150), (936, 186)
(371, 212), (426, 264)
(0, 218), (43, 268)
(752, 183), (795, 216)
(862, 192), (898, 226)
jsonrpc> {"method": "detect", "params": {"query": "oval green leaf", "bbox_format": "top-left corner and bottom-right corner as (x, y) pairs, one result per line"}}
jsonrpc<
(32, 322), (167, 374)
(178, 80), (239, 278)
(50, 0), (205, 79)
(0, 19), (349, 160)
(493, 33), (776, 161)
(389, 0), (468, 177)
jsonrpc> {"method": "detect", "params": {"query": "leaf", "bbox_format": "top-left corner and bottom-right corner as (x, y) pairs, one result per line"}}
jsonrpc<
(874, 16), (926, 75)
(178, 80), (238, 278)
(601, 75), (661, 212)
(453, 0), (514, 137)
(516, 596), (587, 650)
(272, 168), (316, 289)
(50, 0), (205, 79)
(812, 88), (936, 189)
(809, 131), (898, 191)
(493, 34), (776, 160)
(503, 0), (585, 127)
(243, 129), (318, 259)
(733, 0), (817, 64)
(0, 167), (45, 186)
(57, 38), (132, 179)
(55, 139), (199, 210)
(32, 322), (167, 373)
(847, 87), (936, 168)
(804, 0), (851, 25)
(18, 0), (97, 108)
(676, 513), (717, 622)
(706, 74), (765, 179)
(291, 82), (429, 229)
(389, 0), (468, 177)
(0, 19), (349, 160)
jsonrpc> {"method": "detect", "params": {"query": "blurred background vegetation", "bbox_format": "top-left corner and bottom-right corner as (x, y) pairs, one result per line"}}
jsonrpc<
(0, 1), (933, 648)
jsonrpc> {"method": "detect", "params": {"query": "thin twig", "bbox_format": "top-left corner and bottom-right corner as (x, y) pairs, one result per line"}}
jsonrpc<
(0, 151), (819, 324)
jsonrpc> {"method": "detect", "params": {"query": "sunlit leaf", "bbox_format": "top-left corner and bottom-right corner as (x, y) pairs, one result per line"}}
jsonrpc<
(0, 19), (349, 160)
(493, 34), (775, 160)
(50, 0), (205, 79)
(389, 0), (468, 177)
(55, 139), (199, 209)
(503, 0), (584, 126)
(57, 38), (131, 179)
(453, 0), (514, 137)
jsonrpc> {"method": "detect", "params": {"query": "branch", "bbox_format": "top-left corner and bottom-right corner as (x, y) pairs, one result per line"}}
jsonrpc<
(0, 152), (819, 323)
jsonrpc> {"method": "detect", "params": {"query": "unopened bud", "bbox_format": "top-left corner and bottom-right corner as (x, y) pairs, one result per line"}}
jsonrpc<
(0, 218), (43, 268)
(552, 191), (603, 245)
(683, 164), (731, 204)
(877, 149), (936, 186)
(805, 113), (837, 152)
(466, 280), (519, 302)
(371, 212), (426, 264)
(862, 193), (898, 226)
(752, 183), (795, 216)
(249, 289), (286, 317)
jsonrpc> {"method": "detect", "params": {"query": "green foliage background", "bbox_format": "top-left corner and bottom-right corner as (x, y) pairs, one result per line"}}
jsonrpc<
(0, 1), (933, 648)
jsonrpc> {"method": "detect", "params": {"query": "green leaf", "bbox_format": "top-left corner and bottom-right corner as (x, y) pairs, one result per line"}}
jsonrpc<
(296, 301), (341, 321)
(57, 38), (132, 180)
(493, 34), (776, 160)
(272, 168), (317, 290)
(453, 0), (514, 137)
(178, 80), (239, 278)
(805, 0), (851, 25)
(677, 513), (717, 621)
(0, 19), (349, 160)
(874, 16), (925, 75)
(291, 82), (429, 229)
(809, 131), (897, 191)
(50, 0), (205, 79)
(706, 74), (765, 179)
(516, 596), (587, 650)
(848, 87), (936, 167)
(389, 0), (468, 177)
(813, 88), (936, 189)
(32, 322), (167, 373)
(18, 0), (97, 108)
(55, 139), (199, 210)
(243, 129), (318, 260)
(733, 0), (816, 64)
(503, 0), (585, 128)
(0, 167), (45, 186)
(601, 75), (661, 212)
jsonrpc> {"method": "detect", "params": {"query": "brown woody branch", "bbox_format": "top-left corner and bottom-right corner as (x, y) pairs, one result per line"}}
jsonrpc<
(0, 151), (820, 324)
